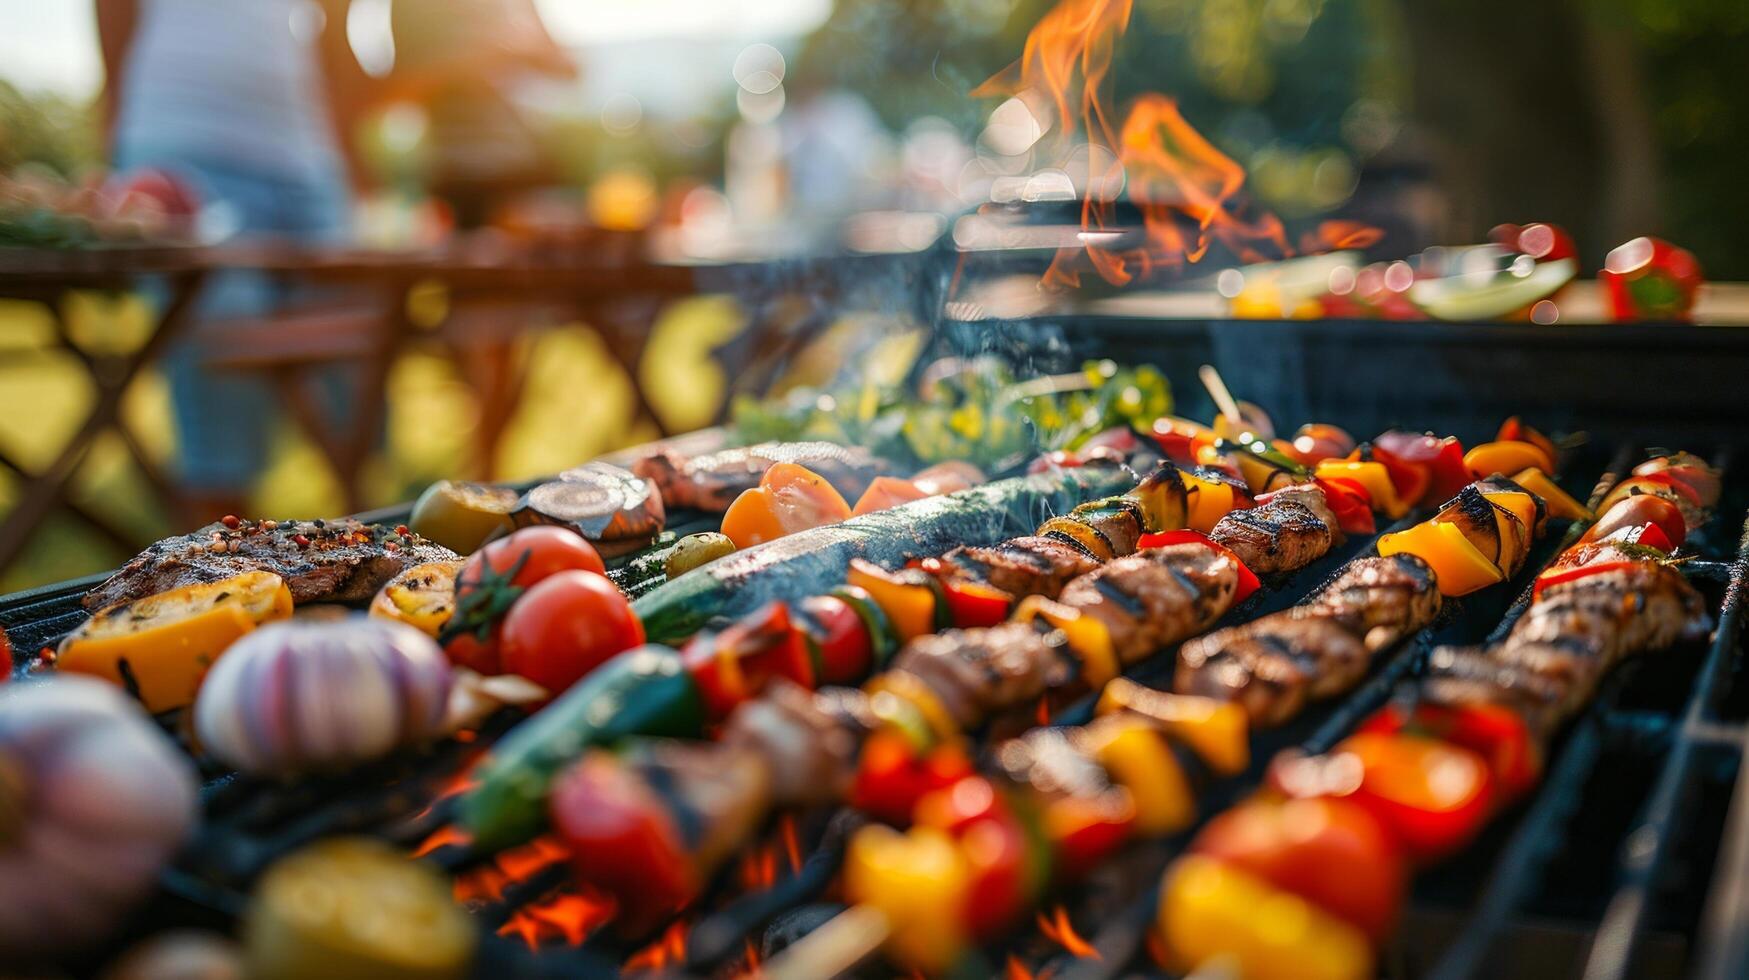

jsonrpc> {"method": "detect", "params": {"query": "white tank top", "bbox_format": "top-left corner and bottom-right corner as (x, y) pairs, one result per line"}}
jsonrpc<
(114, 0), (344, 182)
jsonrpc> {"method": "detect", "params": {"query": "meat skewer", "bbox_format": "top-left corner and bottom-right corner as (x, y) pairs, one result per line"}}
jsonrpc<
(1155, 451), (1720, 980)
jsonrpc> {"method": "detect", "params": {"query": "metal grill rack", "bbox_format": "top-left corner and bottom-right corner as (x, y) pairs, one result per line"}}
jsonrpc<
(4, 442), (1747, 979)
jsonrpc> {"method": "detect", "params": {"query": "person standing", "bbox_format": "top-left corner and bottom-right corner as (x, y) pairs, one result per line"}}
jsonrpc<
(97, 0), (370, 522)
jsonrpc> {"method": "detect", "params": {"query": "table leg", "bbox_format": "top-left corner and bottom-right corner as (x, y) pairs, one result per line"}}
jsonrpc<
(0, 270), (206, 573)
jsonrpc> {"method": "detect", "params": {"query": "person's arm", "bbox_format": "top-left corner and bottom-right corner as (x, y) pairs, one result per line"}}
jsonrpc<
(312, 0), (377, 189)
(94, 0), (140, 153)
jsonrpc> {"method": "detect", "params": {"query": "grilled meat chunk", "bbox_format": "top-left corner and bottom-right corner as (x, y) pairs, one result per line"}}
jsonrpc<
(888, 623), (1068, 730)
(1420, 646), (1571, 736)
(1057, 545), (1240, 664)
(619, 739), (772, 877)
(1523, 563), (1708, 656)
(1175, 612), (1369, 726)
(723, 680), (870, 807)
(84, 518), (457, 611)
(631, 441), (888, 512)
(1307, 554), (1443, 651)
(938, 535), (1102, 600)
(1210, 487), (1337, 574)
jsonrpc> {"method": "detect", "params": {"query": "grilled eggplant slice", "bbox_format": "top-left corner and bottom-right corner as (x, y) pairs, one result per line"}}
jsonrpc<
(514, 462), (666, 558)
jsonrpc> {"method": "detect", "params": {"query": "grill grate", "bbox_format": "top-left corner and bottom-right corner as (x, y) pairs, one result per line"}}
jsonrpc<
(5, 443), (1747, 978)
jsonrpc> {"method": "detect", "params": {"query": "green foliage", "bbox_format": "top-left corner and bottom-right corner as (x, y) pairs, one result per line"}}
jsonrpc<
(731, 359), (1171, 470)
(0, 82), (99, 177)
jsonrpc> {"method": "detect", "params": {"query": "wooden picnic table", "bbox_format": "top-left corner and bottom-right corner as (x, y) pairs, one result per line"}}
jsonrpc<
(0, 235), (936, 577)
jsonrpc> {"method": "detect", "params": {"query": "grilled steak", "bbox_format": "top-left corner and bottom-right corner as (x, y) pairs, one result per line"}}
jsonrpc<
(632, 441), (889, 512)
(1057, 545), (1240, 665)
(938, 535), (1102, 600)
(83, 518), (458, 611)
(1209, 487), (1337, 574)
(723, 680), (869, 807)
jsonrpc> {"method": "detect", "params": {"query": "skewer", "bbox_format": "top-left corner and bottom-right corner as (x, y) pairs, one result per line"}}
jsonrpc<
(761, 904), (891, 980)
(1198, 364), (1243, 426)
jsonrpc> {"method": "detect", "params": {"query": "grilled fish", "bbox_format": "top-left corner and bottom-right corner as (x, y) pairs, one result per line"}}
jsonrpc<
(84, 518), (457, 611)
(1210, 485), (1339, 574)
(632, 441), (889, 512)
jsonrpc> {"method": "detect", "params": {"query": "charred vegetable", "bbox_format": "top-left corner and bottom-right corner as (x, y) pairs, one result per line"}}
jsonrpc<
(409, 481), (518, 554)
(513, 462), (666, 558)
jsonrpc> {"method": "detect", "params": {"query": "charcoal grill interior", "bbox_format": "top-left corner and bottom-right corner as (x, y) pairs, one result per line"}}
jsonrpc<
(5, 427), (1747, 979)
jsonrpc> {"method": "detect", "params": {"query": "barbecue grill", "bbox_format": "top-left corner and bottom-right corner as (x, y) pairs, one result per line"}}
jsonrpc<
(3, 416), (1746, 979)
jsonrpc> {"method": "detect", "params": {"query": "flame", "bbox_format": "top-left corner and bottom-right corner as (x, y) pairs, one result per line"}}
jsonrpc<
(624, 919), (690, 973)
(1006, 954), (1038, 980)
(978, 0), (1373, 289)
(412, 766), (481, 823)
(1036, 904), (1100, 960)
(495, 889), (616, 951)
(452, 835), (571, 905)
(739, 842), (779, 891)
(412, 824), (472, 859)
(741, 937), (763, 976)
(779, 814), (803, 874)
(1036, 696), (1052, 727)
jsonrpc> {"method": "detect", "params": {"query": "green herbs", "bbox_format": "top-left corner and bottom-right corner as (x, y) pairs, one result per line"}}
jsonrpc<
(731, 360), (1171, 470)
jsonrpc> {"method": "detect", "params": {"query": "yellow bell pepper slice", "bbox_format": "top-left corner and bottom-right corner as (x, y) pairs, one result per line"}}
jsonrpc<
(1013, 596), (1120, 686)
(1158, 855), (1374, 980)
(1512, 468), (1594, 522)
(1037, 516), (1118, 562)
(844, 824), (970, 973)
(1315, 460), (1407, 519)
(368, 560), (463, 637)
(1097, 677), (1250, 777)
(59, 571), (293, 712)
(1128, 465), (1191, 533)
(865, 670), (961, 744)
(1465, 440), (1555, 480)
(1083, 715), (1196, 835)
(1181, 472), (1237, 533)
(848, 560), (937, 643)
(1482, 488), (1543, 539)
(1377, 520), (1504, 596)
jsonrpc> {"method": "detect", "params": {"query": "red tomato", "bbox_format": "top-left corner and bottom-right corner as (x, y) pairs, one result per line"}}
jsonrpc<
(445, 526), (606, 675)
(457, 525), (605, 594)
(1280, 423), (1357, 466)
(1581, 494), (1687, 549)
(958, 815), (1030, 939)
(1191, 797), (1406, 943)
(501, 570), (645, 696)
(796, 593), (875, 685)
(1601, 237), (1704, 321)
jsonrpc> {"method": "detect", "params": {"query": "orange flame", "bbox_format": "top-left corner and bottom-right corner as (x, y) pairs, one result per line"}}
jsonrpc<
(739, 842), (779, 892)
(779, 813), (803, 874)
(452, 835), (570, 905)
(977, 0), (1373, 289)
(412, 823), (473, 859)
(624, 919), (690, 973)
(495, 889), (616, 951)
(1036, 904), (1100, 960)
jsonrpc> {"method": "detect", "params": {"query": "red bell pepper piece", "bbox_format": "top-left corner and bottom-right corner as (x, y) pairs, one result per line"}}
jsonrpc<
(1350, 443), (1431, 510)
(795, 593), (875, 685)
(915, 777), (1038, 939)
(1333, 732), (1495, 862)
(1361, 701), (1542, 804)
(1602, 237), (1704, 322)
(914, 557), (1013, 628)
(1374, 431), (1469, 501)
(1044, 794), (1135, 879)
(1314, 476), (1377, 535)
(1532, 559), (1643, 599)
(1137, 530), (1261, 603)
(680, 602), (816, 720)
(1598, 520), (1675, 554)
(550, 753), (697, 937)
(851, 730), (977, 826)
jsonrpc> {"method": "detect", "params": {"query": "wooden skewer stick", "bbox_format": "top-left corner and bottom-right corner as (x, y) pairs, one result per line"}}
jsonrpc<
(761, 904), (891, 980)
(1199, 364), (1243, 425)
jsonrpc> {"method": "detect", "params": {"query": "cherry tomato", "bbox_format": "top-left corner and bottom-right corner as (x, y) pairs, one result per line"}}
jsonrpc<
(1279, 423), (1356, 466)
(500, 570), (645, 696)
(1191, 796), (1406, 943)
(1581, 494), (1686, 549)
(458, 525), (606, 593)
(444, 526), (606, 675)
(795, 593), (875, 685)
(1601, 237), (1704, 321)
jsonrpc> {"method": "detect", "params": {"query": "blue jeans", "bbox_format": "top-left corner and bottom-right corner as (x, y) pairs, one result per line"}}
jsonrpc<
(114, 149), (353, 492)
